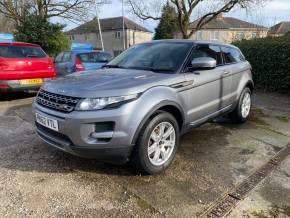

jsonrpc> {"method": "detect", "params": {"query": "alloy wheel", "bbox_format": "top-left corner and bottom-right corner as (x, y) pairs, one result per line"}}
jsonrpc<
(147, 122), (176, 166)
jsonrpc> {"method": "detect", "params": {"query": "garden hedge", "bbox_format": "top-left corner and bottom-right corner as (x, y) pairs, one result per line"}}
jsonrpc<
(233, 35), (290, 94)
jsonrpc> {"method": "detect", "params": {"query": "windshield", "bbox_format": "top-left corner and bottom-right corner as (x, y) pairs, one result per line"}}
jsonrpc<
(107, 42), (192, 73)
(0, 45), (46, 58)
(77, 52), (112, 63)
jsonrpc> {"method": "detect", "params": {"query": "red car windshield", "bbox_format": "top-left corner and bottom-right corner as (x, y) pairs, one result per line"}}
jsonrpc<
(0, 45), (47, 58)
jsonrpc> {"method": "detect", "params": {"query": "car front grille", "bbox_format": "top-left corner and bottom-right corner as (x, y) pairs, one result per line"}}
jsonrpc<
(36, 89), (80, 113)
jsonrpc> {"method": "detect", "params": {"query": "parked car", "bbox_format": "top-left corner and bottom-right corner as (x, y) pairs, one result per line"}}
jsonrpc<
(0, 41), (55, 92)
(54, 50), (113, 77)
(33, 40), (254, 174)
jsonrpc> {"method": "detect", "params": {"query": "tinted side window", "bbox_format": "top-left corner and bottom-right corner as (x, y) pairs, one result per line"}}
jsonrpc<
(62, 52), (71, 62)
(54, 52), (63, 63)
(222, 47), (244, 64)
(77, 52), (113, 63)
(190, 45), (223, 66)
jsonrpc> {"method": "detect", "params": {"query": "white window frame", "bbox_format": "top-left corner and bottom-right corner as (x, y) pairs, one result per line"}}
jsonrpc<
(196, 31), (203, 40)
(69, 35), (75, 40)
(236, 32), (245, 40)
(252, 32), (258, 38)
(210, 31), (220, 40)
(115, 31), (121, 39)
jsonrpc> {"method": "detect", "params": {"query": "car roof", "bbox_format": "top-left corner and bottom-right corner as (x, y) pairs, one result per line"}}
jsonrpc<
(0, 41), (40, 47)
(141, 39), (238, 49)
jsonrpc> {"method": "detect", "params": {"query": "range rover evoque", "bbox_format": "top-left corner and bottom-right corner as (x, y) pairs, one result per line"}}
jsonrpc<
(33, 40), (254, 174)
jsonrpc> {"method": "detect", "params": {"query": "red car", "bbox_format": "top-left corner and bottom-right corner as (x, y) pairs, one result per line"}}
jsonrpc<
(0, 41), (56, 92)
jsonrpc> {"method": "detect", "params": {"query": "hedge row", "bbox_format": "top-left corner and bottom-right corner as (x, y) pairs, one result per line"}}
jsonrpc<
(233, 35), (290, 94)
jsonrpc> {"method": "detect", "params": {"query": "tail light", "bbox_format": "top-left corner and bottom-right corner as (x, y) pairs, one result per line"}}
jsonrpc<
(0, 84), (10, 89)
(48, 58), (56, 77)
(48, 58), (54, 70)
(75, 57), (85, 72)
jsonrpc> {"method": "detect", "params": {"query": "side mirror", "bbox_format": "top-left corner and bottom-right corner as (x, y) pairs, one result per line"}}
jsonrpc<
(191, 57), (217, 70)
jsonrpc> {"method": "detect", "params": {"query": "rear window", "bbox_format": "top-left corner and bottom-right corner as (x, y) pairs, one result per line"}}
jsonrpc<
(77, 52), (112, 63)
(0, 45), (47, 58)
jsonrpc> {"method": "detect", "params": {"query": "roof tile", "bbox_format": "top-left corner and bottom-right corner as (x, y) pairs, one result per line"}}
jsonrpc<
(67, 17), (151, 34)
(269, 22), (290, 34)
(190, 17), (267, 30)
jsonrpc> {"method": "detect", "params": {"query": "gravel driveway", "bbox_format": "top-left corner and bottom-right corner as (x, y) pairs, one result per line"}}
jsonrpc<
(0, 91), (289, 217)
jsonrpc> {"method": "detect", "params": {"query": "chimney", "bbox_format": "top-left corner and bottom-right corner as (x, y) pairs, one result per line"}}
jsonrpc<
(217, 13), (223, 19)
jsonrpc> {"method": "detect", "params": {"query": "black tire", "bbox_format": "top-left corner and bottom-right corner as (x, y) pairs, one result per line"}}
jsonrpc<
(230, 87), (252, 124)
(130, 111), (179, 175)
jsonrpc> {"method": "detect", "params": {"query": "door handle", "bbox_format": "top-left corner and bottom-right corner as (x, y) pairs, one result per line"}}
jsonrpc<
(223, 71), (230, 75)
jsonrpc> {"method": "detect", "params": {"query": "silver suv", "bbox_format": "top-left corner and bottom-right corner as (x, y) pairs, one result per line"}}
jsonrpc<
(33, 40), (253, 174)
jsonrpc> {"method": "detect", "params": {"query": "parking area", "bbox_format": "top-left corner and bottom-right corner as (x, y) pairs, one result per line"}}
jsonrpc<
(0, 91), (290, 217)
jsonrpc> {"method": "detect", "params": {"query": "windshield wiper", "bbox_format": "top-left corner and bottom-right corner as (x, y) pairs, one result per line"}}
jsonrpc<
(136, 67), (174, 73)
(103, 64), (124, 69)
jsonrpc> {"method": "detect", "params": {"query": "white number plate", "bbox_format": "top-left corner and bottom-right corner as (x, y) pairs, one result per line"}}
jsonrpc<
(36, 113), (59, 131)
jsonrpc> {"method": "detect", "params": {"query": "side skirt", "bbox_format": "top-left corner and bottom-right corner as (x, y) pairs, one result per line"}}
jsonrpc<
(180, 104), (234, 135)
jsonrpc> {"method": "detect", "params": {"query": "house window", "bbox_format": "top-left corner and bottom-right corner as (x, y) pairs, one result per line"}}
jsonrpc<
(69, 35), (75, 41)
(96, 33), (100, 40)
(210, 31), (220, 40)
(113, 50), (123, 57)
(196, 31), (203, 40)
(236, 32), (245, 40)
(115, 31), (121, 39)
(252, 32), (258, 38)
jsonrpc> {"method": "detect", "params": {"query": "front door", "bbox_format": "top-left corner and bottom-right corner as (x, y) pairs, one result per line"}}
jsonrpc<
(184, 44), (232, 123)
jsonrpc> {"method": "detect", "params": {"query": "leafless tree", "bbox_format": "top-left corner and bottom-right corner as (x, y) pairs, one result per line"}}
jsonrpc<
(0, 0), (109, 25)
(126, 0), (271, 39)
(0, 13), (14, 31)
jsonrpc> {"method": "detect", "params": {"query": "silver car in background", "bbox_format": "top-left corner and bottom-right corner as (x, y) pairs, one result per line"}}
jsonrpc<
(33, 40), (254, 174)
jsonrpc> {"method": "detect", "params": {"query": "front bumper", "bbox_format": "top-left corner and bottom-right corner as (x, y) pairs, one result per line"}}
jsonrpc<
(33, 101), (137, 163)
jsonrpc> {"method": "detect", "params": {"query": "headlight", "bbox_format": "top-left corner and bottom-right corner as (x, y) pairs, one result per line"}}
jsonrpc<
(75, 94), (139, 111)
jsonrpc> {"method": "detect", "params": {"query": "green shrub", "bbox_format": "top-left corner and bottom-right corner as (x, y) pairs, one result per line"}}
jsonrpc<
(14, 15), (69, 57)
(233, 35), (290, 94)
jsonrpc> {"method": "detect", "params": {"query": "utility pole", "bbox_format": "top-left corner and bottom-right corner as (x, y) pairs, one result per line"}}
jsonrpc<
(95, 0), (104, 51)
(122, 0), (126, 50)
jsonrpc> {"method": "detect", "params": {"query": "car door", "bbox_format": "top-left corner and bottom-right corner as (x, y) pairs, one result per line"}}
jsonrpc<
(221, 46), (246, 103)
(55, 52), (72, 77)
(184, 44), (232, 124)
(54, 52), (63, 76)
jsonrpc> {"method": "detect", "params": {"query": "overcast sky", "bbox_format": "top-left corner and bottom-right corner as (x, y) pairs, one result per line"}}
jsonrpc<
(60, 0), (290, 31)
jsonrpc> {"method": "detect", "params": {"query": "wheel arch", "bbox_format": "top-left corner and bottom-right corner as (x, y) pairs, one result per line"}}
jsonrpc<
(245, 80), (254, 93)
(131, 101), (185, 147)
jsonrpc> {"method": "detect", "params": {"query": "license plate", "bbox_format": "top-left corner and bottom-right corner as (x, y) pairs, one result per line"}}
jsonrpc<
(36, 113), (59, 131)
(20, 78), (43, 85)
